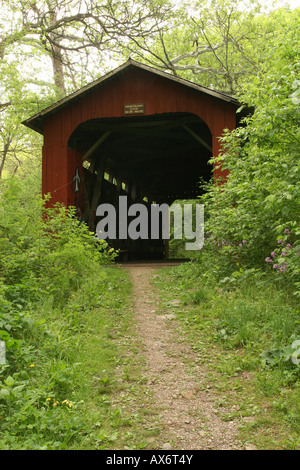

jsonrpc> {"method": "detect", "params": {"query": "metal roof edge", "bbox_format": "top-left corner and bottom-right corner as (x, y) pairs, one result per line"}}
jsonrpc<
(129, 59), (240, 105)
(22, 59), (241, 134)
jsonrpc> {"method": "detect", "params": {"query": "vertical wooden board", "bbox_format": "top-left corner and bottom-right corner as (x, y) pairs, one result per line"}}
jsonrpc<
(163, 76), (178, 114)
(43, 114), (62, 148)
(141, 74), (154, 115)
(115, 71), (133, 115)
(71, 100), (83, 136)
(144, 73), (157, 115)
(61, 105), (74, 146)
(42, 146), (53, 200)
(175, 83), (188, 113)
(124, 70), (144, 109)
(130, 71), (142, 110)
(110, 80), (119, 117)
(90, 88), (100, 118)
(212, 100), (226, 137)
(116, 75), (127, 117)
(66, 148), (83, 207)
(51, 146), (68, 205)
(211, 101), (233, 183)
(118, 75), (129, 117)
(43, 120), (51, 143)
(42, 147), (56, 209)
(198, 94), (214, 134)
(47, 146), (54, 198)
(101, 80), (115, 117)
(225, 103), (237, 131)
(155, 76), (165, 114)
(195, 94), (204, 126)
(187, 88), (200, 119)
(160, 78), (175, 114)
(43, 143), (68, 207)
(121, 73), (133, 109)
(81, 92), (92, 122)
(207, 95), (215, 132)
(54, 112), (63, 148)
(87, 86), (104, 119)
(42, 145), (48, 197)
(154, 74), (167, 114)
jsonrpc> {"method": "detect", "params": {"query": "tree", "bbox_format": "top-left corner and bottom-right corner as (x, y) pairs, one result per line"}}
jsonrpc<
(200, 7), (300, 293)
(0, 0), (175, 93)
(0, 0), (298, 177)
(0, 0), (175, 177)
(125, 0), (291, 94)
(0, 58), (48, 178)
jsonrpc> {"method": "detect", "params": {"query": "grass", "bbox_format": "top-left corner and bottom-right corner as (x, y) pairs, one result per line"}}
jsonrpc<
(151, 261), (300, 450)
(0, 263), (161, 450)
(1, 255), (299, 450)
(61, 266), (163, 450)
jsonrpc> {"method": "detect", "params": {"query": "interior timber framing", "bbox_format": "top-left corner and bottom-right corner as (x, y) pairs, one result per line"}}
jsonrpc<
(68, 112), (213, 207)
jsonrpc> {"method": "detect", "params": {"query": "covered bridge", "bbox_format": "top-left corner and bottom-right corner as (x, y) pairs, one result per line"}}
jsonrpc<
(23, 59), (242, 260)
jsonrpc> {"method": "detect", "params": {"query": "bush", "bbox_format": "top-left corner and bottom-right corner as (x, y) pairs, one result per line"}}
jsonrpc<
(198, 10), (300, 296)
(0, 172), (117, 449)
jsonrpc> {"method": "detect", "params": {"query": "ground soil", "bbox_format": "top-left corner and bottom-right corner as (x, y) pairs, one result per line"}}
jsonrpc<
(122, 262), (246, 450)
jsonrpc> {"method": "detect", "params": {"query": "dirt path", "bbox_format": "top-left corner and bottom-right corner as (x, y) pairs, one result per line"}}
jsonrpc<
(122, 263), (245, 450)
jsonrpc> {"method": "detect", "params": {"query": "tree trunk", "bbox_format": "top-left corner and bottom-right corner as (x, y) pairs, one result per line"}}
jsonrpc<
(51, 44), (66, 94)
(0, 141), (11, 179)
(47, 4), (66, 94)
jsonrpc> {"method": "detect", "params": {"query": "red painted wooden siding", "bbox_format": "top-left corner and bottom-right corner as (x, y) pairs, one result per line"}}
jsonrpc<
(42, 67), (237, 207)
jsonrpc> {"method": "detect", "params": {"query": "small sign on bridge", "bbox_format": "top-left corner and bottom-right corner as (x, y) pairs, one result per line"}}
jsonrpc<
(124, 103), (145, 115)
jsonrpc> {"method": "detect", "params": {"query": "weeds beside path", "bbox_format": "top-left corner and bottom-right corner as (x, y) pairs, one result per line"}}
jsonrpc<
(121, 263), (245, 450)
(72, 261), (299, 451)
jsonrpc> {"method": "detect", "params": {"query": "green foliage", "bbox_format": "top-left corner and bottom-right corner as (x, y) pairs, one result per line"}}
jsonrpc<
(198, 8), (300, 295)
(0, 172), (118, 449)
(154, 261), (300, 447)
(0, 173), (116, 305)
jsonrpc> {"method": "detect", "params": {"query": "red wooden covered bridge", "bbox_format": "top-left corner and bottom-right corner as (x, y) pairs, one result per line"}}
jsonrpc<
(23, 59), (242, 260)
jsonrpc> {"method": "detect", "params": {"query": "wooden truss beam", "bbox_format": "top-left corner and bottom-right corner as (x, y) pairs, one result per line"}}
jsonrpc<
(82, 130), (112, 162)
(182, 124), (212, 153)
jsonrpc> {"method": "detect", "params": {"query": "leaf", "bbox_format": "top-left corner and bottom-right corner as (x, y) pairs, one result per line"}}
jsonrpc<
(0, 330), (10, 340)
(12, 384), (26, 393)
(4, 376), (14, 387)
(260, 349), (281, 365)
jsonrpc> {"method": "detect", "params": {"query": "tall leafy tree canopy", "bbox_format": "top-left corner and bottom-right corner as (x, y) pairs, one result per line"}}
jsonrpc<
(0, 0), (297, 177)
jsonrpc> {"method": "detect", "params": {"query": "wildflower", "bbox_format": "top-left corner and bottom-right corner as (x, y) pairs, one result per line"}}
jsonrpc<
(277, 239), (283, 244)
(284, 228), (290, 234)
(62, 399), (73, 408)
(265, 257), (272, 263)
(273, 264), (278, 269)
(242, 240), (247, 244)
(29, 364), (35, 368)
(271, 252), (276, 258)
(46, 398), (51, 402)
